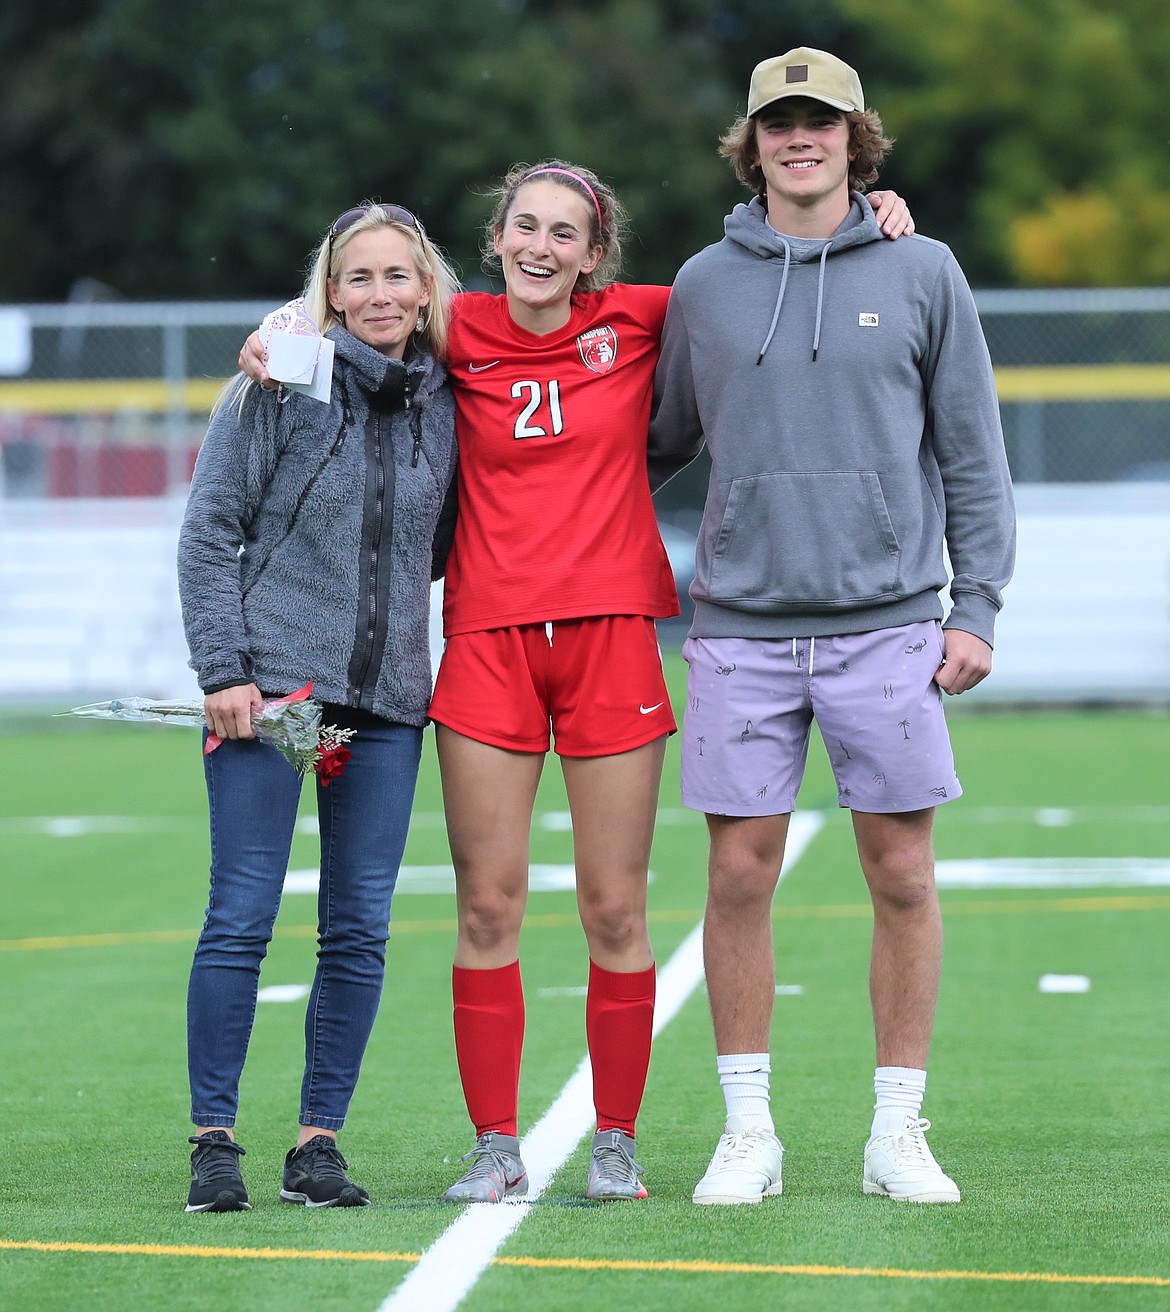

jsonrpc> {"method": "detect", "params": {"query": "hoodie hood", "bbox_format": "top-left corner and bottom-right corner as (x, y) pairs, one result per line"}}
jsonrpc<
(724, 193), (885, 363)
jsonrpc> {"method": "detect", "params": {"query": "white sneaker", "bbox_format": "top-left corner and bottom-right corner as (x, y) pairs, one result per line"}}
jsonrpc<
(692, 1116), (783, 1205)
(863, 1116), (960, 1203)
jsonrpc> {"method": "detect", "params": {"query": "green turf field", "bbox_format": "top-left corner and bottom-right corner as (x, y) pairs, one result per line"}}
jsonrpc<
(2, 655), (1168, 1311)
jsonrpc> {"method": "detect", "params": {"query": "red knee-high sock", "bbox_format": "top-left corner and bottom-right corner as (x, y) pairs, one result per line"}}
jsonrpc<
(586, 959), (656, 1137)
(452, 961), (524, 1137)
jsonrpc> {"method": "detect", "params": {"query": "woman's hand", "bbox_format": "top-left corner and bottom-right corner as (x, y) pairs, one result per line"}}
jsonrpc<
(868, 190), (915, 239)
(237, 332), (276, 388)
(204, 684), (264, 739)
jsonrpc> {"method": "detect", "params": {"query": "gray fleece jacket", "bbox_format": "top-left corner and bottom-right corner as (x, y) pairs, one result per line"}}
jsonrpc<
(649, 194), (1015, 646)
(178, 328), (457, 725)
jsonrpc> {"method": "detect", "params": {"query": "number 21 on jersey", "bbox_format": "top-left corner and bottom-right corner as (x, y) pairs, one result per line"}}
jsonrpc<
(512, 379), (563, 440)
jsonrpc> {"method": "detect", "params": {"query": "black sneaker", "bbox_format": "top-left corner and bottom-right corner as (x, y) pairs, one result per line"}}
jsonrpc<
(185, 1130), (251, 1213)
(280, 1135), (370, 1207)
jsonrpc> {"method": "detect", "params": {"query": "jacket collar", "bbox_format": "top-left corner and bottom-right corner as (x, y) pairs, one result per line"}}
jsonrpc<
(326, 326), (445, 400)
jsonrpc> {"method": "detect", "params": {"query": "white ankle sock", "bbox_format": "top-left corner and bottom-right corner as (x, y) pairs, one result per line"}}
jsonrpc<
(871, 1065), (926, 1139)
(717, 1053), (773, 1131)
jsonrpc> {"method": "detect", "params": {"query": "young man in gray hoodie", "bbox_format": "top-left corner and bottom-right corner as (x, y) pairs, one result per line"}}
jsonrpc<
(650, 48), (1015, 1206)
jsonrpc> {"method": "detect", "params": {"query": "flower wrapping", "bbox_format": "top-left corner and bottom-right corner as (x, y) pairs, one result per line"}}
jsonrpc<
(260, 298), (333, 403)
(259, 297), (320, 345)
(64, 682), (355, 784)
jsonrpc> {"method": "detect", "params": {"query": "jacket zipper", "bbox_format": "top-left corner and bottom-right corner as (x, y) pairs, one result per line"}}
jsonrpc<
(349, 408), (385, 706)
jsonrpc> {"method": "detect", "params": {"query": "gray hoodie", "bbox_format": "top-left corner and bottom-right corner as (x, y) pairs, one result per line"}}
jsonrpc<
(650, 194), (1015, 646)
(178, 328), (457, 725)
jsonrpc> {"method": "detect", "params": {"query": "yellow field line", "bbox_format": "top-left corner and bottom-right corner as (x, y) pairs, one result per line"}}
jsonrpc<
(1, 364), (1169, 416)
(0, 379), (227, 414)
(779, 894), (1170, 920)
(992, 363), (1170, 401)
(1, 1239), (1166, 1288)
(3, 894), (1168, 954)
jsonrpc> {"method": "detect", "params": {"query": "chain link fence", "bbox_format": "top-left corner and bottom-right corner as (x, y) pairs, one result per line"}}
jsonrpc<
(978, 288), (1170, 485)
(0, 302), (274, 498)
(1, 292), (1167, 701)
(1, 290), (1169, 499)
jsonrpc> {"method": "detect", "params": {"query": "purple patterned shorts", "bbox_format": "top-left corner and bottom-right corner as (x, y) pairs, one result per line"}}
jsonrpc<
(680, 621), (962, 816)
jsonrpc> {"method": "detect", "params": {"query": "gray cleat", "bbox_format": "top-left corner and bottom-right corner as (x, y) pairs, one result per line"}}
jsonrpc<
(585, 1129), (648, 1200)
(442, 1132), (528, 1203)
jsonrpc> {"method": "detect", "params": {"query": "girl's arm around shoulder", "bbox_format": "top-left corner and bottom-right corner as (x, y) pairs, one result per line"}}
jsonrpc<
(868, 190), (915, 239)
(605, 282), (673, 335)
(647, 291), (704, 492)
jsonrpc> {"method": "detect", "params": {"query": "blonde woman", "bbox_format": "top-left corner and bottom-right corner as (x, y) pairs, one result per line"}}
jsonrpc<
(178, 204), (458, 1211)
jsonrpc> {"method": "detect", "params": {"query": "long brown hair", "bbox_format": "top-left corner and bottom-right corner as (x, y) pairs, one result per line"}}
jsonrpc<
(480, 160), (629, 293)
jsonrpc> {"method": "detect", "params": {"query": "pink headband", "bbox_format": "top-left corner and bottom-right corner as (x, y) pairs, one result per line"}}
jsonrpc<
(523, 167), (603, 227)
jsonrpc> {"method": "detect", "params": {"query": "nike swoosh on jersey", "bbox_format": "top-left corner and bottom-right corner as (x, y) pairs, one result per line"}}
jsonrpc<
(639, 702), (664, 714)
(467, 360), (501, 372)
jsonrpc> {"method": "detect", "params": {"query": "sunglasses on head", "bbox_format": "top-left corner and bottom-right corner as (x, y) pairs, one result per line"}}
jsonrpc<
(327, 203), (422, 265)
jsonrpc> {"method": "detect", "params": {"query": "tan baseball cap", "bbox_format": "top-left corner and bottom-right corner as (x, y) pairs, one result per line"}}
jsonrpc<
(747, 47), (865, 117)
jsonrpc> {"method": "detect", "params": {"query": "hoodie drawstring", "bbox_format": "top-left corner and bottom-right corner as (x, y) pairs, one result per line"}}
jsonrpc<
(790, 637), (816, 675)
(812, 244), (830, 362)
(755, 238), (791, 366)
(756, 237), (834, 365)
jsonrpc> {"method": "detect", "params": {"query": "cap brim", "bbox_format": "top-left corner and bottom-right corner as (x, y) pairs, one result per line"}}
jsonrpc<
(751, 91), (858, 115)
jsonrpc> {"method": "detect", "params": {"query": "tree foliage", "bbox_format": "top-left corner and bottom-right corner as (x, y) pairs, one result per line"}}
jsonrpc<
(1, 0), (1166, 300)
(0, 0), (738, 299)
(838, 0), (1170, 284)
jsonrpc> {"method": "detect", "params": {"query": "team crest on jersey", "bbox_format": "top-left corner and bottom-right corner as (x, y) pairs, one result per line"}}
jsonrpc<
(576, 325), (618, 374)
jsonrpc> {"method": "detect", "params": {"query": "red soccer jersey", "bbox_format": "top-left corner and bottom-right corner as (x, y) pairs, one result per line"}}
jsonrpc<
(442, 283), (678, 635)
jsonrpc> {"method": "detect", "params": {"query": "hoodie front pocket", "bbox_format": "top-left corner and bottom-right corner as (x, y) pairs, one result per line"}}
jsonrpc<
(706, 470), (902, 610)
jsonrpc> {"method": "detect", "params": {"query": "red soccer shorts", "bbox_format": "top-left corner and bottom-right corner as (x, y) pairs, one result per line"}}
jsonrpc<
(430, 615), (677, 757)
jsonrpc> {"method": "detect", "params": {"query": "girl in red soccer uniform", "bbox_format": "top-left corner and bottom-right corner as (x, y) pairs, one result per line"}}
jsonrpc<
(431, 163), (675, 1202)
(237, 167), (671, 1200)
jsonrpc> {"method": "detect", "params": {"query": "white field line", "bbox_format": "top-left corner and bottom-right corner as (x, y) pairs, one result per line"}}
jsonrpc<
(256, 983), (311, 1004)
(1038, 973), (1091, 993)
(9, 803), (1170, 840)
(538, 808), (700, 831)
(376, 813), (825, 1312)
(935, 857), (1170, 888)
(283, 866), (656, 896)
(0, 816), (180, 836)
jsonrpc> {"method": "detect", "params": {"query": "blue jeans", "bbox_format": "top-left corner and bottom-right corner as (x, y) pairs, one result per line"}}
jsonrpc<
(187, 709), (422, 1130)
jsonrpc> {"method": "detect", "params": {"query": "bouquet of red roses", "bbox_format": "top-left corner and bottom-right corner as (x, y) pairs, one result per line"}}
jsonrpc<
(64, 682), (354, 785)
